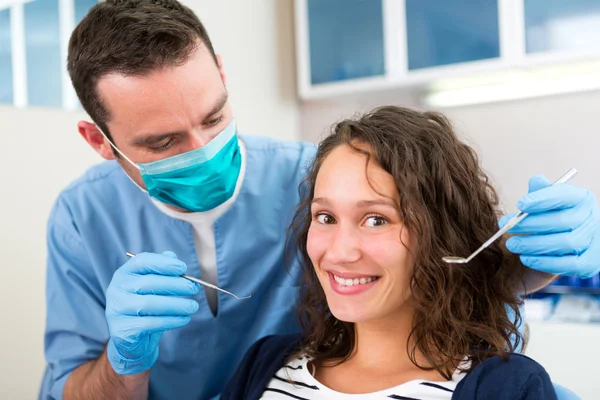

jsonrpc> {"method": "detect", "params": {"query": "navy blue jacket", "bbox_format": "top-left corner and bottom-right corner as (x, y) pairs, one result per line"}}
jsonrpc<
(221, 334), (557, 400)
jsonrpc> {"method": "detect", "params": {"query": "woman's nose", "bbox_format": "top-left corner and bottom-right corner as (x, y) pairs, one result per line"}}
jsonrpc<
(324, 225), (361, 265)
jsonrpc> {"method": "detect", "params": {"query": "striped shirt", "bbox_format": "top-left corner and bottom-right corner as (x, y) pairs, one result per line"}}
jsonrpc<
(260, 355), (466, 400)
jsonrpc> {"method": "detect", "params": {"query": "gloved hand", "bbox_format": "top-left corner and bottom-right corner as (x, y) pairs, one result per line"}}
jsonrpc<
(499, 175), (600, 278)
(105, 251), (200, 374)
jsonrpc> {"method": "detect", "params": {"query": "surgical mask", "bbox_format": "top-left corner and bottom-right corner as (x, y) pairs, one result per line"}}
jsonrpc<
(102, 119), (242, 212)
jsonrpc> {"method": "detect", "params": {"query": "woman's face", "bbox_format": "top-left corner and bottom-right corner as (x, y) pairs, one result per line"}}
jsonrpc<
(307, 144), (414, 324)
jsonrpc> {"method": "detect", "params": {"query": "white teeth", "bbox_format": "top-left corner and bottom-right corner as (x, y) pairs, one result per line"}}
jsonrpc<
(334, 275), (378, 286)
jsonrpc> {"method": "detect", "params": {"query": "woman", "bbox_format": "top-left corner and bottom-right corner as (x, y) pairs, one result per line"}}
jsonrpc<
(222, 106), (556, 399)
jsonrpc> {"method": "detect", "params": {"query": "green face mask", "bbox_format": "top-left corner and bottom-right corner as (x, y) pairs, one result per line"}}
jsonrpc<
(104, 119), (242, 212)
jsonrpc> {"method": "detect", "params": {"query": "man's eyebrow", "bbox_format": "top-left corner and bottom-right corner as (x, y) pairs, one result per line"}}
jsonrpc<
(130, 92), (229, 147)
(203, 92), (228, 121)
(132, 132), (182, 147)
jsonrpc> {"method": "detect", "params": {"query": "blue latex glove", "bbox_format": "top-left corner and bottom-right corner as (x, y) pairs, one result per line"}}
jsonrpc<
(499, 175), (600, 278)
(553, 383), (581, 400)
(105, 251), (200, 374)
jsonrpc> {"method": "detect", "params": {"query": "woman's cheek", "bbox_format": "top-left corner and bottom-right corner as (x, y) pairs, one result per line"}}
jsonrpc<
(306, 224), (327, 264)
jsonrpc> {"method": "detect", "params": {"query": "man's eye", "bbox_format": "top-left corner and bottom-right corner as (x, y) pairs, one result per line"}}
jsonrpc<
(207, 115), (224, 126)
(315, 213), (335, 224)
(151, 139), (174, 151)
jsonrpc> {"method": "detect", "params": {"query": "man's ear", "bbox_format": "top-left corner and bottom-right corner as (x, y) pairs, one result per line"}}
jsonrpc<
(216, 54), (227, 85)
(78, 121), (116, 160)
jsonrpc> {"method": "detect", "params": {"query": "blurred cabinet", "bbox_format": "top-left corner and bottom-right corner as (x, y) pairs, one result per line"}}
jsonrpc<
(0, 0), (98, 109)
(525, 0), (600, 54)
(406, 0), (500, 70)
(24, 0), (62, 107)
(295, 0), (600, 99)
(0, 8), (13, 104)
(75, 0), (97, 24)
(307, 0), (385, 84)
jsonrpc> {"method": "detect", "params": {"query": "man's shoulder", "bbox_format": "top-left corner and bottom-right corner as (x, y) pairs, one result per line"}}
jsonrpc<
(240, 135), (316, 190)
(60, 160), (124, 195)
(49, 160), (137, 223)
(241, 135), (316, 162)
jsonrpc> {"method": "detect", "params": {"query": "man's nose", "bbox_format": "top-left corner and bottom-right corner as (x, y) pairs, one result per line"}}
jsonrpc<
(188, 128), (214, 150)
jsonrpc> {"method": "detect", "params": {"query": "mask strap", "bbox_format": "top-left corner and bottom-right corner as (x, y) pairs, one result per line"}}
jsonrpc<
(97, 127), (141, 171)
(97, 126), (148, 192)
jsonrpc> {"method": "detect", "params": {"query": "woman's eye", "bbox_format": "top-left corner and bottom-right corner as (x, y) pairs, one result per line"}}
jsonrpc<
(364, 215), (387, 227)
(315, 213), (335, 224)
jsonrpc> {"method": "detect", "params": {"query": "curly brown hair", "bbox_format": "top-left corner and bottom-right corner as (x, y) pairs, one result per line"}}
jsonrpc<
(289, 106), (525, 379)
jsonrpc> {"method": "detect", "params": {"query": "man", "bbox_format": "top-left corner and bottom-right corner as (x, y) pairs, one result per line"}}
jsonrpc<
(39, 1), (600, 399)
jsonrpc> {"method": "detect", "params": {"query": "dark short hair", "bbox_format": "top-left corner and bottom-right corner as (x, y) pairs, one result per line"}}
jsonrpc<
(68, 0), (217, 139)
(289, 106), (525, 379)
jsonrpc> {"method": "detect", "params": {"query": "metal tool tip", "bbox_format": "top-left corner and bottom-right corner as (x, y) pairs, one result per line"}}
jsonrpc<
(442, 256), (468, 264)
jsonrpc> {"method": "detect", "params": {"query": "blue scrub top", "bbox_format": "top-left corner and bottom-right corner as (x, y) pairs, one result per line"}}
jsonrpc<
(38, 135), (317, 400)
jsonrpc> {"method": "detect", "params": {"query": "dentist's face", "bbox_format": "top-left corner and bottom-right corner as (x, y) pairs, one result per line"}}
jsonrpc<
(78, 43), (233, 191)
(307, 143), (414, 324)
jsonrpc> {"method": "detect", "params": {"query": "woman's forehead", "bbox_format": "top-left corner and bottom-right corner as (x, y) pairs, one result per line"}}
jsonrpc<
(314, 144), (399, 203)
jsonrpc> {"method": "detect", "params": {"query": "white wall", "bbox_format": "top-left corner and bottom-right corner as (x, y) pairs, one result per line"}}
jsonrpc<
(187, 0), (300, 141)
(0, 1), (299, 398)
(526, 322), (600, 400)
(440, 91), (600, 210)
(0, 107), (99, 398)
(301, 89), (600, 210)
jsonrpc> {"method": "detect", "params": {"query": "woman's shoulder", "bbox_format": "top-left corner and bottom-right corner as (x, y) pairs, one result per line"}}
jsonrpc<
(453, 353), (557, 400)
(235, 333), (304, 375)
(221, 334), (304, 400)
(249, 333), (304, 357)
